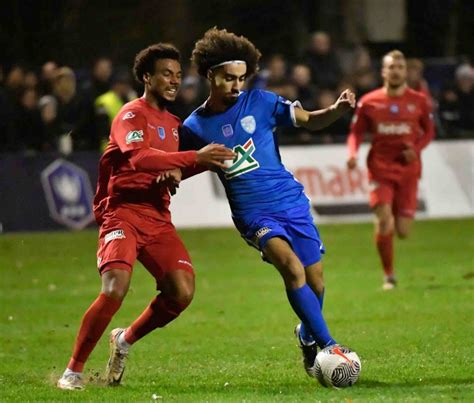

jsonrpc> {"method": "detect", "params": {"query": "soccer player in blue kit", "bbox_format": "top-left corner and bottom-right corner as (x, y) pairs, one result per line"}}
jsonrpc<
(180, 28), (356, 377)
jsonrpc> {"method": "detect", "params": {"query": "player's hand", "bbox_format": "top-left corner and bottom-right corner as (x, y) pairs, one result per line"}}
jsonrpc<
(156, 168), (182, 195)
(196, 144), (236, 169)
(347, 157), (357, 170)
(401, 144), (417, 164)
(333, 89), (356, 113)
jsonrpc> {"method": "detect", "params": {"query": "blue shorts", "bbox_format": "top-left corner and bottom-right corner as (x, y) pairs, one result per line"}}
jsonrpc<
(233, 204), (325, 267)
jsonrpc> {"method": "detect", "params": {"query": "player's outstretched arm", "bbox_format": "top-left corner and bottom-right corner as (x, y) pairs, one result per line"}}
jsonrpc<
(294, 89), (356, 131)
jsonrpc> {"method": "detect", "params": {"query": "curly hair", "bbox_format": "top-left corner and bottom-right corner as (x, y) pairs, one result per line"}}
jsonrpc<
(191, 28), (261, 77)
(133, 43), (180, 84)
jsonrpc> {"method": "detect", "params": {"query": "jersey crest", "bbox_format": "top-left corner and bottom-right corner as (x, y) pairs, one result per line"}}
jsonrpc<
(240, 115), (256, 134)
(223, 138), (260, 179)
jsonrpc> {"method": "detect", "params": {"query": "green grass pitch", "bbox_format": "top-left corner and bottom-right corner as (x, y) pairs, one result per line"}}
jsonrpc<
(1, 218), (473, 402)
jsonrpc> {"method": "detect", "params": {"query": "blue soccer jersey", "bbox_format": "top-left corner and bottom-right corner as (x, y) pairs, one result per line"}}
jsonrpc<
(181, 89), (309, 218)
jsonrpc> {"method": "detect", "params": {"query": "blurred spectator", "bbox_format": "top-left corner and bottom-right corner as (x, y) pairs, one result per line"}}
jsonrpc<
(95, 71), (137, 148)
(82, 57), (113, 99)
(406, 58), (433, 103)
(24, 70), (39, 91)
(252, 54), (296, 99)
(352, 67), (379, 98)
(39, 67), (98, 152)
(291, 63), (318, 110)
(303, 31), (342, 90)
(171, 76), (202, 120)
(438, 63), (474, 136)
(7, 88), (44, 152)
(39, 61), (58, 95)
(5, 65), (25, 100)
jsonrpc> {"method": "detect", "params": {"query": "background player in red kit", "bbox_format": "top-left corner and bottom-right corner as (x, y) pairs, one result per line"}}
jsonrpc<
(57, 44), (234, 390)
(346, 50), (434, 290)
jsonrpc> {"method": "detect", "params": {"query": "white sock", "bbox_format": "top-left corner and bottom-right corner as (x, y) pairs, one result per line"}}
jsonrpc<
(117, 331), (131, 350)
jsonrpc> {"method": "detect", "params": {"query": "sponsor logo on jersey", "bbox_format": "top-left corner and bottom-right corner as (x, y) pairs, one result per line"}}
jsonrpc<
(158, 126), (166, 140)
(172, 128), (179, 141)
(255, 226), (271, 239)
(126, 130), (144, 144)
(222, 124), (234, 137)
(122, 111), (135, 120)
(377, 122), (411, 135)
(240, 115), (256, 134)
(223, 138), (260, 179)
(104, 229), (126, 244)
(390, 104), (399, 114)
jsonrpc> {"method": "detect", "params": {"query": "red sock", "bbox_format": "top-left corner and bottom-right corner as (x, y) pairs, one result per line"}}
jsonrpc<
(67, 293), (122, 372)
(124, 294), (188, 345)
(375, 232), (394, 277)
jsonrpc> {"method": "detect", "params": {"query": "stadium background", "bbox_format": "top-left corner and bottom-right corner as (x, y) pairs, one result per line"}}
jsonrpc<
(0, 0), (472, 232)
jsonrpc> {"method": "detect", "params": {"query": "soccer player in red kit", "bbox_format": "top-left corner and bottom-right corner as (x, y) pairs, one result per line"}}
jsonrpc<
(346, 50), (434, 290)
(57, 44), (234, 390)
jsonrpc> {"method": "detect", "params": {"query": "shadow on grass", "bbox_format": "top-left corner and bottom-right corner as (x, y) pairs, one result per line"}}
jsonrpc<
(358, 377), (474, 388)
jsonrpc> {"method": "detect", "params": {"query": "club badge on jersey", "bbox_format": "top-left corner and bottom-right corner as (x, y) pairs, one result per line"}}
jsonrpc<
(240, 115), (256, 134)
(157, 127), (166, 140)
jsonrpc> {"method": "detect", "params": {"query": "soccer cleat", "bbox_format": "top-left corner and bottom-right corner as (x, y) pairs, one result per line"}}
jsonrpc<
(57, 372), (85, 390)
(294, 323), (318, 377)
(382, 275), (397, 290)
(105, 328), (129, 386)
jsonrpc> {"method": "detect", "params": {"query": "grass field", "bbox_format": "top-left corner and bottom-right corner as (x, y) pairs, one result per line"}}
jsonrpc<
(1, 218), (473, 402)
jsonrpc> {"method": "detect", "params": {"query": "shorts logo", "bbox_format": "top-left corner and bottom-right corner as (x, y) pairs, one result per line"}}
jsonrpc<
(105, 229), (126, 244)
(126, 130), (144, 144)
(172, 128), (179, 141)
(122, 111), (135, 120)
(222, 124), (234, 137)
(97, 257), (102, 267)
(255, 226), (271, 239)
(223, 138), (260, 179)
(157, 127), (166, 140)
(240, 115), (256, 134)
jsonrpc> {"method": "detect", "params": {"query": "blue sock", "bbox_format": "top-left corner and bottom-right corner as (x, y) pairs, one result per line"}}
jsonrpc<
(298, 288), (325, 344)
(287, 284), (336, 349)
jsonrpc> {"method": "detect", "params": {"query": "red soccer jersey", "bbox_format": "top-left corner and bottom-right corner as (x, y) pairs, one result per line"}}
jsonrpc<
(94, 98), (197, 224)
(348, 87), (434, 181)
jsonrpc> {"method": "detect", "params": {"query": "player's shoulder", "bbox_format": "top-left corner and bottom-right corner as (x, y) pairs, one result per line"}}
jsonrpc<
(163, 109), (182, 125)
(359, 88), (385, 103)
(246, 88), (279, 102)
(405, 87), (429, 103)
(115, 98), (146, 121)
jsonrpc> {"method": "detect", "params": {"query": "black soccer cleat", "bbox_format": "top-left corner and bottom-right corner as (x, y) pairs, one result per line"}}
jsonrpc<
(294, 323), (318, 377)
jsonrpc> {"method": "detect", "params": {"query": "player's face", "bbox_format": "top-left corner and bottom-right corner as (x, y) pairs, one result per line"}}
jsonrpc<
(209, 63), (247, 106)
(146, 59), (182, 103)
(382, 56), (407, 89)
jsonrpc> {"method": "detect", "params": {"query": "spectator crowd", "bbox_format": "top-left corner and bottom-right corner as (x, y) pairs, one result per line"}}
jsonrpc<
(1, 32), (473, 154)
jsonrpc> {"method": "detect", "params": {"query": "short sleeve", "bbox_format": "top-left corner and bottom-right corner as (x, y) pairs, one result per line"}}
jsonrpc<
(111, 109), (149, 153)
(256, 90), (298, 128)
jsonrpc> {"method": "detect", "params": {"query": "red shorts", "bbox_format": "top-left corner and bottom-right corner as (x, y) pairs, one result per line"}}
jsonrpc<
(368, 174), (419, 218)
(96, 207), (194, 289)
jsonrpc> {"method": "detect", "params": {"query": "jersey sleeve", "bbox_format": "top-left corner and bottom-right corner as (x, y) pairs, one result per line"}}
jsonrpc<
(347, 100), (369, 158)
(256, 90), (298, 128)
(111, 108), (150, 153)
(414, 95), (435, 152)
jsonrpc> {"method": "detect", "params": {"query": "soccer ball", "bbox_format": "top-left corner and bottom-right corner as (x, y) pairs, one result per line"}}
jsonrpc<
(313, 345), (361, 388)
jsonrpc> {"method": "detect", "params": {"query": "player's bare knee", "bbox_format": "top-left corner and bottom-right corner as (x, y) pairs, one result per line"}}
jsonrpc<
(101, 269), (130, 301)
(161, 271), (195, 306)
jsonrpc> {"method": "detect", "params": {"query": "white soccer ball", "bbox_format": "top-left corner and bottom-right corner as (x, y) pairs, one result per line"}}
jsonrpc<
(313, 345), (361, 388)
